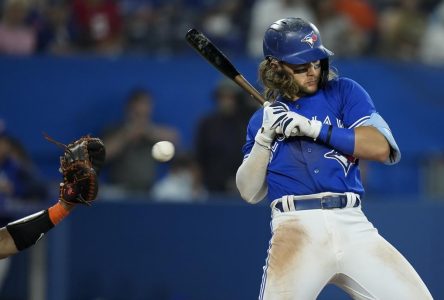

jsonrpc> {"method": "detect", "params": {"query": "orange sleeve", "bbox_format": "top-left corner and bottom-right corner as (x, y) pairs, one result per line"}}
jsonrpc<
(48, 202), (70, 225)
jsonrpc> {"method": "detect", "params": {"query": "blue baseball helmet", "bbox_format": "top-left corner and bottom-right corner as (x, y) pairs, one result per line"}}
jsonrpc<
(263, 17), (333, 64)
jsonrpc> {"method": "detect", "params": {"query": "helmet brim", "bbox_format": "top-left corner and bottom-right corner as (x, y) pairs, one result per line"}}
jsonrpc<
(281, 46), (334, 65)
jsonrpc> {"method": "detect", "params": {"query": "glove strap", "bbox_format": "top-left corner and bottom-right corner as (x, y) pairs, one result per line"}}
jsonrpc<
(59, 182), (93, 206)
(255, 140), (272, 151)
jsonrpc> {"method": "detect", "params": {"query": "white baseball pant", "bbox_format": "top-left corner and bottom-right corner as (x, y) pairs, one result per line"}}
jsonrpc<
(259, 195), (433, 299)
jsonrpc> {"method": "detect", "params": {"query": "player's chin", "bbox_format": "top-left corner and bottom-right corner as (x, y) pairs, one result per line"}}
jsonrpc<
(302, 82), (319, 94)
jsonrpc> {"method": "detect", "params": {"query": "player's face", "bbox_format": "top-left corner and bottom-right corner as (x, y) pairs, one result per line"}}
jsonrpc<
(282, 60), (321, 95)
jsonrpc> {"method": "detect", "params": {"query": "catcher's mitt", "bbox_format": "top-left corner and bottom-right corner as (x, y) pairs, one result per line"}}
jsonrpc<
(45, 134), (106, 205)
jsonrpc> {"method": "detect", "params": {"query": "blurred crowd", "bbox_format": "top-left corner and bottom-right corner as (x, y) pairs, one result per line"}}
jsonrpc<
(0, 0), (443, 63)
(98, 79), (257, 203)
(0, 78), (258, 205)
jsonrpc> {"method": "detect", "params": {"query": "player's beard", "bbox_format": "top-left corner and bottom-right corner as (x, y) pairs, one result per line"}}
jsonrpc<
(278, 68), (321, 100)
(297, 78), (320, 96)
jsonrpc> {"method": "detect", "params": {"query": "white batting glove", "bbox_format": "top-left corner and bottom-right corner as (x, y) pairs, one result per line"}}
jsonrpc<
(277, 111), (323, 139)
(255, 101), (288, 148)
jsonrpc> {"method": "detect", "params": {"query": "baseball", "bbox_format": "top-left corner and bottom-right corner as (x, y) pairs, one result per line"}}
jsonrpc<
(151, 141), (175, 162)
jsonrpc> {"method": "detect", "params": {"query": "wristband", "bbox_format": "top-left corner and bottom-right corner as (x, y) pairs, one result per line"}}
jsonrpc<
(318, 125), (331, 143)
(48, 202), (70, 225)
(318, 125), (355, 155)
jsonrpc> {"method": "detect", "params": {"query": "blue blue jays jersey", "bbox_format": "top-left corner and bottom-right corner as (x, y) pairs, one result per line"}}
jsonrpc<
(242, 77), (376, 201)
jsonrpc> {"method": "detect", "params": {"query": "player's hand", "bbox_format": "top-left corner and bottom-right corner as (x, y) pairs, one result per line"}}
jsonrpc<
(255, 101), (288, 147)
(277, 111), (322, 139)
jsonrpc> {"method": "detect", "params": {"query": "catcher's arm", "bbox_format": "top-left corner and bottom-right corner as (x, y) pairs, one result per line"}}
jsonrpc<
(0, 135), (106, 259)
(0, 228), (19, 259)
(1, 200), (74, 259)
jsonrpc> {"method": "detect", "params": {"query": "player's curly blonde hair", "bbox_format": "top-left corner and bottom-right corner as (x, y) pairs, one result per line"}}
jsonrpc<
(258, 59), (337, 102)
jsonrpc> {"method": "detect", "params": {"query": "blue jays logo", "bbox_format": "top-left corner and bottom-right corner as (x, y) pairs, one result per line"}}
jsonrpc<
(324, 150), (357, 176)
(301, 31), (318, 48)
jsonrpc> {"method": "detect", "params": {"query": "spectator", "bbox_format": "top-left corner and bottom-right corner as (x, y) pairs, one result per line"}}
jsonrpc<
(0, 133), (48, 202)
(199, 0), (251, 55)
(120, 1), (155, 54)
(71, 0), (123, 55)
(378, 0), (426, 61)
(34, 0), (75, 54)
(151, 153), (207, 202)
(195, 79), (256, 196)
(102, 88), (179, 195)
(316, 0), (377, 57)
(420, 0), (444, 65)
(121, 0), (195, 55)
(335, 0), (377, 33)
(0, 0), (36, 55)
(247, 0), (316, 58)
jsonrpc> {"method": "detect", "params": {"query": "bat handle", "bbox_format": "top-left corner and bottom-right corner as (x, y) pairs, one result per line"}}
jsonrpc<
(233, 75), (266, 105)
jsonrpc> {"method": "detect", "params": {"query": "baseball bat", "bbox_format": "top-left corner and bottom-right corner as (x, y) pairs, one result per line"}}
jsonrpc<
(185, 28), (266, 105)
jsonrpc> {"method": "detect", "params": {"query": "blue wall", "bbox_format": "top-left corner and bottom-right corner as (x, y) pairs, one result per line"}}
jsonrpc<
(1, 55), (443, 194)
(44, 200), (444, 300)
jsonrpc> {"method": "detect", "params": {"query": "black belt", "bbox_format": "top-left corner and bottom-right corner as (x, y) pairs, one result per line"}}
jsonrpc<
(274, 195), (360, 212)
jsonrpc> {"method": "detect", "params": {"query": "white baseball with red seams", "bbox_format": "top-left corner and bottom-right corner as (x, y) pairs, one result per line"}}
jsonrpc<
(151, 141), (175, 162)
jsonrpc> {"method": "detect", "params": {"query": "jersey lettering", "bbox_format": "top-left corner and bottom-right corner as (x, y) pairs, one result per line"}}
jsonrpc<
(316, 115), (344, 128)
(336, 119), (345, 128)
(323, 116), (331, 125)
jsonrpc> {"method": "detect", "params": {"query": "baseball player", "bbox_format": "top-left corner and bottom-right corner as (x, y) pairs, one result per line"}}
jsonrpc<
(0, 136), (105, 259)
(236, 18), (433, 299)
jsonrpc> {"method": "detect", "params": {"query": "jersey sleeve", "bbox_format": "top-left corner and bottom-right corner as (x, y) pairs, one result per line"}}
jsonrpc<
(336, 78), (377, 128)
(241, 109), (263, 158)
(362, 112), (401, 165)
(335, 78), (401, 164)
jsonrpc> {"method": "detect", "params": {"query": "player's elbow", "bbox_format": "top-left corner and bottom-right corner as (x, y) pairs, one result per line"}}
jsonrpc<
(236, 173), (266, 204)
(373, 142), (391, 163)
(239, 190), (263, 204)
(236, 180), (262, 204)
(237, 181), (268, 204)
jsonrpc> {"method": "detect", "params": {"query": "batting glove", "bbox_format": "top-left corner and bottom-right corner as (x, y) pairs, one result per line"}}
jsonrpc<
(277, 111), (323, 139)
(255, 101), (288, 148)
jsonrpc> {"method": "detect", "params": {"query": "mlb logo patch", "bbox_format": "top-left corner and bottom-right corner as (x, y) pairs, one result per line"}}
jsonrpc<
(301, 31), (318, 48)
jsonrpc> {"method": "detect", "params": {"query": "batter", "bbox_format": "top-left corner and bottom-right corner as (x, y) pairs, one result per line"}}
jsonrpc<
(236, 17), (433, 300)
